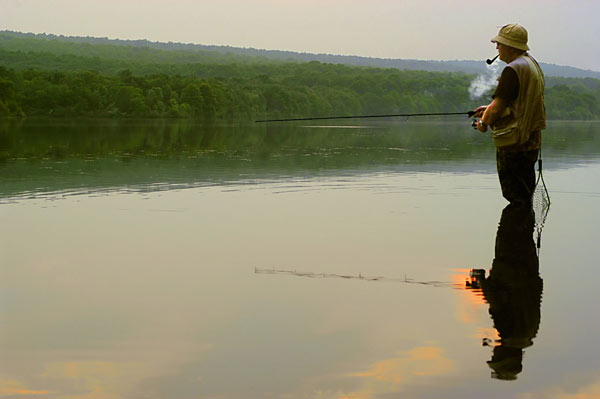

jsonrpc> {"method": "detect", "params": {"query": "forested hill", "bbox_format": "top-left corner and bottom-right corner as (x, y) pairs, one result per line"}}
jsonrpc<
(2, 30), (599, 79)
(1, 30), (599, 120)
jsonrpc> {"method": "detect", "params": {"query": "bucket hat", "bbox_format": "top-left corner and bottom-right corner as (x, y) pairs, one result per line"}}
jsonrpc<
(491, 24), (530, 51)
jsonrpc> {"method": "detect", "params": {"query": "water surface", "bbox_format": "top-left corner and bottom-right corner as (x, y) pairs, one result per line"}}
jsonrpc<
(1, 119), (600, 399)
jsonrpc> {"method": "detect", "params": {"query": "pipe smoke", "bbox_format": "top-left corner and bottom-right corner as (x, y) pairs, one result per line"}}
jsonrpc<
(469, 62), (502, 100)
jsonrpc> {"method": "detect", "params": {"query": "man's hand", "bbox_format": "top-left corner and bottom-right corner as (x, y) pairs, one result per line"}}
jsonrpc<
(476, 120), (488, 132)
(472, 106), (487, 118)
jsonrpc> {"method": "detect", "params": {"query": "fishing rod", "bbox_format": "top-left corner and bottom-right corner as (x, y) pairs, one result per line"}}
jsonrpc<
(256, 110), (476, 123)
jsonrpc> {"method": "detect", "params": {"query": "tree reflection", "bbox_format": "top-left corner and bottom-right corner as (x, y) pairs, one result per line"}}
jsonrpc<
(467, 204), (543, 380)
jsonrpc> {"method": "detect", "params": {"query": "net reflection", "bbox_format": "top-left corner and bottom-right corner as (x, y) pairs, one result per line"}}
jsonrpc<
(467, 204), (543, 380)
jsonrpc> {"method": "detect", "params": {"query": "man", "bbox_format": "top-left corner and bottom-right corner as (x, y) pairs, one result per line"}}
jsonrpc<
(473, 24), (546, 206)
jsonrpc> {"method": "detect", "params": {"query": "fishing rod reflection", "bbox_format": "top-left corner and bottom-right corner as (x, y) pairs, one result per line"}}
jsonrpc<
(254, 267), (459, 287)
(466, 204), (543, 380)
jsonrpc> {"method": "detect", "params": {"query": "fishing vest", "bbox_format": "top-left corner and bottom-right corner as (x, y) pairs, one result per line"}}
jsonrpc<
(491, 54), (546, 149)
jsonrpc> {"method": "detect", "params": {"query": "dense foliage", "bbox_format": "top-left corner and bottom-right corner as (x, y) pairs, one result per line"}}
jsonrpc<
(1, 32), (599, 120)
(545, 82), (600, 119)
(0, 64), (480, 120)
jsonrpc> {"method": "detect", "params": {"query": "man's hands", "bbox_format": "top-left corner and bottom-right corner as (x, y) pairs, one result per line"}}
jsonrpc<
(471, 105), (488, 132)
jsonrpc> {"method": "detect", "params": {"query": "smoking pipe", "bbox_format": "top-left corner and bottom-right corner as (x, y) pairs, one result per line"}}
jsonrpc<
(486, 55), (499, 65)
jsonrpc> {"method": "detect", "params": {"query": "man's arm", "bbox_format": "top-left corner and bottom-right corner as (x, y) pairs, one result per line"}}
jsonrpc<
(482, 97), (509, 125)
(476, 97), (509, 132)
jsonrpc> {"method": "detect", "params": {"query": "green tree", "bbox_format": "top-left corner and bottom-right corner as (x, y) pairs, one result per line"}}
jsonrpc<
(115, 86), (148, 115)
(146, 87), (166, 113)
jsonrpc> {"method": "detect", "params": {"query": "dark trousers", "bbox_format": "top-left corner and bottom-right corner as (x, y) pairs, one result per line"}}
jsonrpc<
(496, 149), (539, 205)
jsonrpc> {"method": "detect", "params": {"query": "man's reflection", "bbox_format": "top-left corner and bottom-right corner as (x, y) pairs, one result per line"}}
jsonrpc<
(468, 204), (543, 380)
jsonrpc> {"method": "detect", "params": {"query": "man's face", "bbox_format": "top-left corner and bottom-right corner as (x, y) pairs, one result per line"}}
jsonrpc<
(496, 42), (513, 63)
(496, 42), (506, 61)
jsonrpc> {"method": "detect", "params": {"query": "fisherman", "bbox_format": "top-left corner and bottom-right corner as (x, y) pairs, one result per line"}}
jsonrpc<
(473, 24), (546, 206)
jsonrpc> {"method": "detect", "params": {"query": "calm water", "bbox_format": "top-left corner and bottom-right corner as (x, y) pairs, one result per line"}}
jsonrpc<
(1, 119), (600, 399)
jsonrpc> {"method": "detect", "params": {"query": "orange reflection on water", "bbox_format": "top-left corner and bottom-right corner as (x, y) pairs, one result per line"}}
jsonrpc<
(451, 268), (488, 324)
(345, 345), (455, 398)
(556, 374), (600, 399)
(41, 361), (123, 399)
(451, 269), (501, 343)
(0, 380), (49, 396)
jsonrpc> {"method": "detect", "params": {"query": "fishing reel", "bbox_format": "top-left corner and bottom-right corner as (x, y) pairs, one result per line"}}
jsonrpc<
(467, 110), (481, 130)
(466, 268), (486, 289)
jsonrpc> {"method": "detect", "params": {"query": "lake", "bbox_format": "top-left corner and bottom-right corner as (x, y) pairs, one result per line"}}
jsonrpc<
(1, 118), (599, 399)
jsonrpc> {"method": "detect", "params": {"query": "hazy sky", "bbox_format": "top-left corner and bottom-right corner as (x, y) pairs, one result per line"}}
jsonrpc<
(1, 0), (599, 71)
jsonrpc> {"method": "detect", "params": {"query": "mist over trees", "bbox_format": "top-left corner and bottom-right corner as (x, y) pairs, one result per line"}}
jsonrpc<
(0, 31), (598, 120)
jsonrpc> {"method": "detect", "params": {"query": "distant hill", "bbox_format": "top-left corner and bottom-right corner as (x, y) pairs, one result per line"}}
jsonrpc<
(190, 50), (600, 79)
(2, 30), (600, 79)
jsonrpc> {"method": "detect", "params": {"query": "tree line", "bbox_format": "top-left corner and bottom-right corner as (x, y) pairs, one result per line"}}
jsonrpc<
(1, 31), (599, 121)
(0, 62), (484, 120)
(2, 62), (598, 120)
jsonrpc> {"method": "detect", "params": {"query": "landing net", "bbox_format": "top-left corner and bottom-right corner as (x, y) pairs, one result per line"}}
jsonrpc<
(532, 152), (550, 251)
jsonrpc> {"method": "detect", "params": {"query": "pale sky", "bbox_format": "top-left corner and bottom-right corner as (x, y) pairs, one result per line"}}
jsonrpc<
(1, 0), (599, 72)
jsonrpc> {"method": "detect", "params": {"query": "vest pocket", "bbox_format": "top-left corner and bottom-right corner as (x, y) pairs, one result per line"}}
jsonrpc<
(491, 107), (521, 148)
(492, 126), (520, 147)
